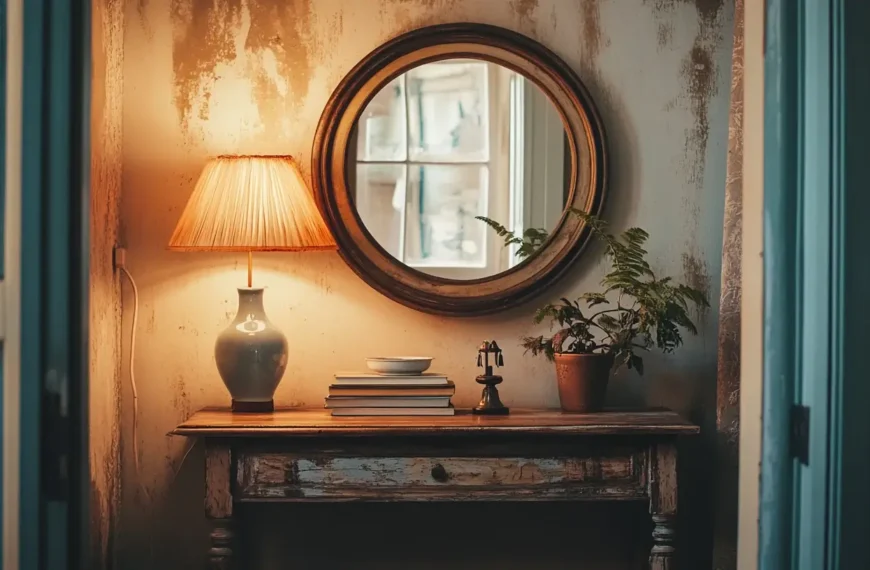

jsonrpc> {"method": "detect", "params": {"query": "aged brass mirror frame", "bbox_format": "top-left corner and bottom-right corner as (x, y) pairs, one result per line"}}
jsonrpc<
(312, 23), (607, 316)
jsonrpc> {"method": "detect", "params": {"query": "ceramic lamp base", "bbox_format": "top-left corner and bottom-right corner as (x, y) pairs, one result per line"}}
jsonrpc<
(215, 288), (288, 414)
(232, 400), (274, 413)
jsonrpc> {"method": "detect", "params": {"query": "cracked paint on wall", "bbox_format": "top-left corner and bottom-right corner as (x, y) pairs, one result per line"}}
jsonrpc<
(170, 0), (243, 129)
(657, 19), (674, 48)
(645, 0), (724, 32)
(387, 0), (462, 6)
(510, 0), (539, 31)
(647, 0), (725, 191)
(644, 1), (726, 315)
(681, 41), (717, 188)
(579, 0), (605, 65)
(169, 0), (325, 141)
(377, 0), (464, 35)
(682, 252), (712, 323)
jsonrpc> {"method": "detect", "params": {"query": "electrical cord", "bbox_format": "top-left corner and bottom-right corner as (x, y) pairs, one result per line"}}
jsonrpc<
(119, 265), (142, 479)
(120, 259), (192, 505)
(170, 439), (198, 487)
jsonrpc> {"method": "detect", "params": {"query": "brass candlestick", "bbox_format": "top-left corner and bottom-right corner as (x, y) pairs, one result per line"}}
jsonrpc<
(473, 340), (509, 415)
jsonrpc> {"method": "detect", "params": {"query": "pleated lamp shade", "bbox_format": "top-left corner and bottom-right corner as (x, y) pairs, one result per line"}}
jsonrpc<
(168, 155), (335, 252)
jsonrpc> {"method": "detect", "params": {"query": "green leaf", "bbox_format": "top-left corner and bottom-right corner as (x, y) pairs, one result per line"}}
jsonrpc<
(533, 304), (560, 325)
(579, 292), (609, 307)
(490, 209), (710, 364)
(521, 335), (556, 361)
(478, 216), (550, 260)
(597, 314), (620, 332)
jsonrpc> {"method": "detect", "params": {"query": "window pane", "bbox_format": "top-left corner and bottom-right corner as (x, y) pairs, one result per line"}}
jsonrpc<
(403, 164), (488, 268)
(407, 61), (488, 162)
(355, 164), (407, 259)
(357, 76), (407, 161)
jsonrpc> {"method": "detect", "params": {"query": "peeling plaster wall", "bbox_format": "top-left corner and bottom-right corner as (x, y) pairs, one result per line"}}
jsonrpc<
(119, 1), (733, 568)
(90, 0), (124, 567)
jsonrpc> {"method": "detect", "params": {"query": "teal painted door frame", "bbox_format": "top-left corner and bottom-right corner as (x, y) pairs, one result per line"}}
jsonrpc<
(18, 0), (91, 568)
(762, 0), (870, 568)
(760, 0), (799, 566)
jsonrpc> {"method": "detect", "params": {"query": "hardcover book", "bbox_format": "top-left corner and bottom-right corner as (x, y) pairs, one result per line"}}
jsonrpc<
(325, 396), (452, 408)
(333, 373), (449, 386)
(327, 381), (455, 397)
(330, 406), (456, 417)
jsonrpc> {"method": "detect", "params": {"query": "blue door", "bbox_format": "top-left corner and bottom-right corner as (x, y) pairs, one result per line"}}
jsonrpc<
(3, 0), (91, 568)
(761, 0), (870, 568)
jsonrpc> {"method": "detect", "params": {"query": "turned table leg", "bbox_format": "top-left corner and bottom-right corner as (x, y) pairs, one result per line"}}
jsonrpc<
(205, 442), (234, 570)
(648, 442), (678, 570)
(209, 518), (234, 570)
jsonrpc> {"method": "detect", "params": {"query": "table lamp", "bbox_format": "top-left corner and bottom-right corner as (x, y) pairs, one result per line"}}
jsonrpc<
(169, 155), (335, 412)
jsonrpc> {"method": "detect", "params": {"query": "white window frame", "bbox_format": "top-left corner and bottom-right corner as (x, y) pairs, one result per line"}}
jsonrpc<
(356, 61), (496, 278)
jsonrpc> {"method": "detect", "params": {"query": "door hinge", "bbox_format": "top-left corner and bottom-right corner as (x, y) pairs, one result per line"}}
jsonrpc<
(0, 279), (6, 341)
(790, 404), (810, 465)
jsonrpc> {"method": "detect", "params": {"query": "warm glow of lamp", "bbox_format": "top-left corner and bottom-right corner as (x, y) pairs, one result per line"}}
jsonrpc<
(170, 155), (335, 412)
(169, 155), (335, 285)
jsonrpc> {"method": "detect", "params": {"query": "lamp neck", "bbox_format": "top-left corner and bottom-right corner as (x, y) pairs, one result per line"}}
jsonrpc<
(235, 288), (265, 318)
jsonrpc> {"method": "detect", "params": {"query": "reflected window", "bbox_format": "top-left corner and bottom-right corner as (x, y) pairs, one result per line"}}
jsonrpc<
(355, 61), (492, 269)
(352, 60), (566, 278)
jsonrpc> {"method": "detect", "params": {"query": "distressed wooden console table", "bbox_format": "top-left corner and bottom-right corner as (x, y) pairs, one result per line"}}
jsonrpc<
(174, 408), (698, 570)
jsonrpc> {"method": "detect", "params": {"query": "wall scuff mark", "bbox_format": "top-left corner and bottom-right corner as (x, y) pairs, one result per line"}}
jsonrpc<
(681, 40), (716, 188)
(645, 0), (724, 37)
(387, 0), (460, 7)
(573, 0), (614, 112)
(170, 0), (321, 140)
(170, 0), (243, 130)
(245, 0), (316, 124)
(657, 19), (674, 48)
(378, 0), (463, 35)
(510, 0), (539, 33)
(579, 0), (604, 66)
(646, 0), (725, 193)
(173, 375), (192, 420)
(682, 252), (712, 308)
(647, 1), (727, 310)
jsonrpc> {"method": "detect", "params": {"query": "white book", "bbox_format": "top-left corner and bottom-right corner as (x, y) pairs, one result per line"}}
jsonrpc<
(325, 396), (451, 408)
(330, 406), (456, 417)
(333, 373), (449, 385)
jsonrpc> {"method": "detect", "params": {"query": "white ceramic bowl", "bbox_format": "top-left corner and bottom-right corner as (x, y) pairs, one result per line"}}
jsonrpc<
(365, 357), (433, 375)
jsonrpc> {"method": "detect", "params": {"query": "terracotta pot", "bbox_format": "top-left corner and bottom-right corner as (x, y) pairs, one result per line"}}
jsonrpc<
(553, 353), (614, 412)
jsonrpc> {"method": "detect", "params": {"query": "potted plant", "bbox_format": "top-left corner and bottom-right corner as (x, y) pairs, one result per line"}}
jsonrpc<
(479, 211), (708, 412)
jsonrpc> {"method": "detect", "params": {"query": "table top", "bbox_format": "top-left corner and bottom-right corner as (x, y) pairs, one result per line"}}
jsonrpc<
(172, 408), (699, 437)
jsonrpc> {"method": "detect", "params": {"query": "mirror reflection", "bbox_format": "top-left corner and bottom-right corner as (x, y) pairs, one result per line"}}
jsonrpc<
(349, 58), (570, 280)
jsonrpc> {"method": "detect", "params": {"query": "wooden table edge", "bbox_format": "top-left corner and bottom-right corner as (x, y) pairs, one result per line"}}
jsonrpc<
(170, 408), (700, 437)
(171, 426), (700, 436)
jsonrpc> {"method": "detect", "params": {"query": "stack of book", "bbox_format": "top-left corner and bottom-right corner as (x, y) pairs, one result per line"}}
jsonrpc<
(325, 372), (455, 416)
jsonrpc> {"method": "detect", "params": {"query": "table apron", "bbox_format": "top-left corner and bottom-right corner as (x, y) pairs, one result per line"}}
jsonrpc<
(235, 451), (649, 502)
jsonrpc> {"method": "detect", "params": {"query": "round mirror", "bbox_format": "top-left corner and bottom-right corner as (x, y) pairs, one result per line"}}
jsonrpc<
(349, 59), (569, 280)
(313, 24), (606, 315)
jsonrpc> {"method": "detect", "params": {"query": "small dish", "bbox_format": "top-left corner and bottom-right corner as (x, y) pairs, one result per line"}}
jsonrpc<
(365, 357), (433, 375)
